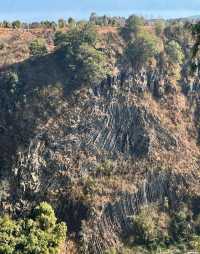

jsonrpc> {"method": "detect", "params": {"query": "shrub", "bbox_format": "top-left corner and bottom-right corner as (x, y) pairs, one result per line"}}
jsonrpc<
(83, 176), (98, 196)
(170, 203), (193, 242)
(190, 235), (200, 253)
(96, 160), (114, 177)
(29, 39), (48, 56)
(104, 248), (118, 254)
(3, 71), (20, 95)
(0, 42), (5, 50)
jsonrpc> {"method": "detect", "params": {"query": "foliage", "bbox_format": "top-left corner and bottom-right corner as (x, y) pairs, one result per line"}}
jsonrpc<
(54, 24), (112, 87)
(104, 248), (117, 254)
(68, 17), (76, 26)
(2, 20), (12, 28)
(155, 20), (165, 36)
(96, 160), (114, 177)
(191, 22), (200, 73)
(40, 21), (57, 29)
(190, 235), (200, 252)
(119, 201), (200, 253)
(132, 205), (170, 247)
(3, 71), (21, 95)
(121, 15), (145, 41)
(54, 24), (98, 48)
(165, 40), (184, 65)
(164, 21), (186, 44)
(29, 39), (48, 57)
(192, 23), (200, 58)
(89, 13), (125, 27)
(124, 30), (161, 69)
(12, 20), (21, 29)
(0, 42), (4, 50)
(32, 202), (57, 230)
(0, 202), (67, 254)
(82, 176), (98, 196)
(58, 19), (66, 29)
(170, 203), (193, 242)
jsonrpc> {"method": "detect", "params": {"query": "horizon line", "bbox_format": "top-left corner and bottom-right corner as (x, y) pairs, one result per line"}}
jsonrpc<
(0, 9), (200, 22)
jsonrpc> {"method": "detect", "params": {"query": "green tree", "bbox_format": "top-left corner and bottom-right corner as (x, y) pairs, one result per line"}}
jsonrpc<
(68, 17), (76, 26)
(190, 23), (200, 72)
(2, 20), (11, 28)
(121, 15), (145, 41)
(132, 205), (170, 246)
(54, 25), (112, 87)
(29, 39), (48, 56)
(4, 71), (20, 95)
(192, 23), (200, 57)
(155, 20), (165, 36)
(0, 202), (67, 254)
(124, 30), (161, 70)
(12, 20), (21, 29)
(165, 40), (184, 65)
(33, 202), (57, 230)
(170, 204), (193, 242)
(58, 19), (66, 29)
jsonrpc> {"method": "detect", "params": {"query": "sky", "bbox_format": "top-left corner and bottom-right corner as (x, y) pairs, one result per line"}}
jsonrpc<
(1, 0), (200, 21)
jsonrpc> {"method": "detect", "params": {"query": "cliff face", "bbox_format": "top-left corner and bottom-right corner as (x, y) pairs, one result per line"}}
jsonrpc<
(0, 60), (199, 242)
(1, 27), (200, 253)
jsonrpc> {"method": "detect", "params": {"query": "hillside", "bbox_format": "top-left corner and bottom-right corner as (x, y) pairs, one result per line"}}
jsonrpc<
(0, 26), (118, 69)
(1, 18), (200, 253)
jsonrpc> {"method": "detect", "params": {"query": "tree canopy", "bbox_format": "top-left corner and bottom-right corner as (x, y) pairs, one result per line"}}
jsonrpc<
(54, 24), (112, 87)
(124, 29), (161, 70)
(0, 202), (67, 254)
(121, 15), (145, 41)
(165, 40), (184, 65)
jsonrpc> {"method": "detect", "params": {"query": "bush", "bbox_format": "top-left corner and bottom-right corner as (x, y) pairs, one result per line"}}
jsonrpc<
(0, 42), (5, 50)
(0, 202), (67, 254)
(3, 71), (20, 95)
(170, 203), (193, 242)
(96, 160), (114, 177)
(104, 248), (118, 254)
(29, 39), (48, 56)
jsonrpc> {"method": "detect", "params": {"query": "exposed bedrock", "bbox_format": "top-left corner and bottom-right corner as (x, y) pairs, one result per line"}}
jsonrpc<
(0, 66), (199, 253)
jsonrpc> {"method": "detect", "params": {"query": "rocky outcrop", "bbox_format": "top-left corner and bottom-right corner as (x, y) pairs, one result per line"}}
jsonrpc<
(81, 169), (200, 253)
(0, 58), (200, 253)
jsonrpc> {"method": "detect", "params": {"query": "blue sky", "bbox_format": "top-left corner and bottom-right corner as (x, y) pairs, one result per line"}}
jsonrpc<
(1, 0), (200, 21)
